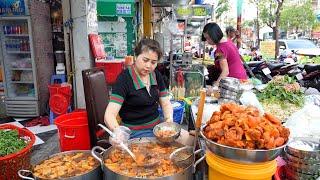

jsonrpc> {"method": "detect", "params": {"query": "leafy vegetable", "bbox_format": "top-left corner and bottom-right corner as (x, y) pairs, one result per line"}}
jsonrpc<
(0, 129), (27, 157)
(257, 75), (304, 107)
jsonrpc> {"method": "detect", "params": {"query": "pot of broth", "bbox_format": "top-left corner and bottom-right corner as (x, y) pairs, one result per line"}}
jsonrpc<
(18, 150), (101, 180)
(91, 137), (205, 180)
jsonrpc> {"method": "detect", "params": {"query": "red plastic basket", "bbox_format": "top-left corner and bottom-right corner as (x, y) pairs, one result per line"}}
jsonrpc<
(0, 124), (36, 180)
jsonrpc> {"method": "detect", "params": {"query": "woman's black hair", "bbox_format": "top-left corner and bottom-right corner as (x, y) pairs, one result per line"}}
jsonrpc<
(134, 38), (163, 61)
(201, 23), (223, 44)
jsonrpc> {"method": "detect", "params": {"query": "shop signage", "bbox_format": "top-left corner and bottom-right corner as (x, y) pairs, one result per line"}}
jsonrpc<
(116, 3), (132, 15)
(173, 5), (212, 19)
(260, 41), (276, 60)
(0, 0), (26, 16)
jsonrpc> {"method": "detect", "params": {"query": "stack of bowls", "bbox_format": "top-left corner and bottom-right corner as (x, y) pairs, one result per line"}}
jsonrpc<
(218, 77), (242, 104)
(283, 137), (320, 179)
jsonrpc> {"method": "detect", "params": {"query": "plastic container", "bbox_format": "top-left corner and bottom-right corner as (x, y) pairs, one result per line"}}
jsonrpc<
(54, 111), (91, 151)
(206, 151), (277, 180)
(54, 51), (65, 63)
(0, 124), (36, 180)
(48, 83), (72, 115)
(56, 63), (65, 75)
(95, 60), (124, 84)
(158, 101), (185, 124)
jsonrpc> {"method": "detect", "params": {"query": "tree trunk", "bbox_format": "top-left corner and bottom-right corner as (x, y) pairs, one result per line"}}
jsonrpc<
(274, 0), (284, 59)
(256, 8), (260, 48)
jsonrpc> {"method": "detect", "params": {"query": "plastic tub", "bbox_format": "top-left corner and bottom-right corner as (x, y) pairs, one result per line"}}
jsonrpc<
(48, 83), (72, 115)
(54, 111), (91, 151)
(206, 151), (277, 180)
(158, 101), (185, 124)
(95, 60), (124, 84)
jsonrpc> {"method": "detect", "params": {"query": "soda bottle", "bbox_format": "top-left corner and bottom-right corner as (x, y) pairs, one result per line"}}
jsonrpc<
(3, 26), (7, 34)
(7, 25), (11, 34)
(11, 25), (16, 34)
(16, 26), (21, 34)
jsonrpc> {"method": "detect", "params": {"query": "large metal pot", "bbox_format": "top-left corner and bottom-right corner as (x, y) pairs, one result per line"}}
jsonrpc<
(18, 150), (102, 180)
(91, 137), (205, 180)
(200, 126), (287, 163)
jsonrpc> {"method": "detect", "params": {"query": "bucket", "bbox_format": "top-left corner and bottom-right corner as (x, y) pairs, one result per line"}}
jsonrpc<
(158, 101), (185, 124)
(206, 151), (277, 180)
(54, 111), (91, 151)
(48, 83), (72, 115)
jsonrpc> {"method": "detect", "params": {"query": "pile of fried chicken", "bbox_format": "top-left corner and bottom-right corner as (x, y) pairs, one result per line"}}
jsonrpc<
(203, 103), (290, 150)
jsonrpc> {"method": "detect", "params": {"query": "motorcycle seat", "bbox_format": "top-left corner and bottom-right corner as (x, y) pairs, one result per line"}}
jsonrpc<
(304, 64), (320, 73)
(246, 61), (264, 67)
(268, 63), (284, 70)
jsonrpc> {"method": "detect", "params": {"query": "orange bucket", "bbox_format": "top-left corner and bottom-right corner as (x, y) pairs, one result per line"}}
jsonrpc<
(206, 151), (277, 180)
(54, 111), (91, 151)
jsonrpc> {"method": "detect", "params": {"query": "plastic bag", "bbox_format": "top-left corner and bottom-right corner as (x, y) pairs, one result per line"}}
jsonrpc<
(284, 104), (320, 138)
(239, 91), (265, 114)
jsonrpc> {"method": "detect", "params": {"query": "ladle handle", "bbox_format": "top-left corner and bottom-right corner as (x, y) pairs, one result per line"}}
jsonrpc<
(195, 89), (206, 129)
(98, 124), (115, 137)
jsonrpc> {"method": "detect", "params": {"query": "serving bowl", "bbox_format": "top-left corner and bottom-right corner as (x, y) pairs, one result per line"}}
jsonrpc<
(200, 127), (287, 163)
(286, 137), (320, 160)
(153, 122), (181, 143)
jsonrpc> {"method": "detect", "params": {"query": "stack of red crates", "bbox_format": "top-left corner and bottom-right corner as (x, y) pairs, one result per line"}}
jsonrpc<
(89, 34), (124, 84)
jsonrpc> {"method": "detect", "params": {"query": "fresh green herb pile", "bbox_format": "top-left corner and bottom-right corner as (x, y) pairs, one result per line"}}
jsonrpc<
(257, 75), (304, 107)
(0, 129), (27, 157)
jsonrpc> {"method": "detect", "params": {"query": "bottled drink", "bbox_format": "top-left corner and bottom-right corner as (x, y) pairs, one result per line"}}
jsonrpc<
(16, 25), (21, 34)
(7, 25), (11, 34)
(3, 26), (7, 34)
(11, 25), (16, 34)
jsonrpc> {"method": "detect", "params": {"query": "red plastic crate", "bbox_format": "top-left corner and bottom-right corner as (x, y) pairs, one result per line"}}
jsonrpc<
(95, 60), (124, 84)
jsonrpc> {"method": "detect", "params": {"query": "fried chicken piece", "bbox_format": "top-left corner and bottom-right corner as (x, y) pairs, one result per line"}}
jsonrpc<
(264, 113), (281, 125)
(246, 129), (262, 141)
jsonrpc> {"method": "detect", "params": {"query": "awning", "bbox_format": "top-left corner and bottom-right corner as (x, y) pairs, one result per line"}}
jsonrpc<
(97, 0), (135, 17)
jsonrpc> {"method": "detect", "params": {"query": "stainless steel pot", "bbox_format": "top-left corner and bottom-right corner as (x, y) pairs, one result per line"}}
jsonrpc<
(91, 137), (205, 180)
(200, 126), (287, 163)
(286, 137), (320, 160)
(18, 150), (102, 180)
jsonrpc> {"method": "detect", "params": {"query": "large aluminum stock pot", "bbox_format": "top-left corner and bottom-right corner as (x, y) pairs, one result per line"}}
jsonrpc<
(91, 137), (205, 180)
(18, 150), (102, 180)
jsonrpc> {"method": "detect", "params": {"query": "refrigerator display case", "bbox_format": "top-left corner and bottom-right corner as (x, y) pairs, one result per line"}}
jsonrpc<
(0, 1), (54, 117)
(0, 17), (38, 116)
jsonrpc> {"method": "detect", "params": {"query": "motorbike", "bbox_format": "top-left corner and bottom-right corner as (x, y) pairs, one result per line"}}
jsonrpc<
(244, 60), (273, 84)
(297, 64), (320, 91)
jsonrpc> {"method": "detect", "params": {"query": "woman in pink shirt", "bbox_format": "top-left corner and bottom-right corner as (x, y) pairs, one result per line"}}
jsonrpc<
(202, 23), (248, 86)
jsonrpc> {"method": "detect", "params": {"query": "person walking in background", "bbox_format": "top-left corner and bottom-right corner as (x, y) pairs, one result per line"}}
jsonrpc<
(202, 22), (248, 86)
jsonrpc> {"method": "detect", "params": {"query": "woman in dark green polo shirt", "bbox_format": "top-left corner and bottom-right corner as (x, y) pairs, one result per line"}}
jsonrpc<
(104, 38), (173, 144)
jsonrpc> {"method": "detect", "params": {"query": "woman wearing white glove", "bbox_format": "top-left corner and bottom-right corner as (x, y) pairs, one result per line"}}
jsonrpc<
(104, 39), (173, 141)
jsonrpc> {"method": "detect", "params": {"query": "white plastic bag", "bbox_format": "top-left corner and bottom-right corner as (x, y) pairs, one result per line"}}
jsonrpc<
(284, 104), (320, 138)
(239, 91), (265, 114)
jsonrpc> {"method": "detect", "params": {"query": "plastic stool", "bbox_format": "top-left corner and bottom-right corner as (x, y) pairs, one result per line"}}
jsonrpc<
(49, 106), (72, 124)
(51, 74), (67, 84)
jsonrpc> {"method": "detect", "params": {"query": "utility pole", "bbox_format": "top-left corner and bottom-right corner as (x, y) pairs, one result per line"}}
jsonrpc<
(237, 0), (244, 49)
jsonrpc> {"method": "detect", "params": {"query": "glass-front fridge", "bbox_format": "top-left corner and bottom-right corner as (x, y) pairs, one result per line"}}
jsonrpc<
(0, 16), (39, 116)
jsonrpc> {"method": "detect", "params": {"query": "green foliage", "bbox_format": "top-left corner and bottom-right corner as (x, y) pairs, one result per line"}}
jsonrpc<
(280, 0), (316, 32)
(257, 75), (304, 107)
(0, 130), (27, 156)
(215, 0), (230, 20)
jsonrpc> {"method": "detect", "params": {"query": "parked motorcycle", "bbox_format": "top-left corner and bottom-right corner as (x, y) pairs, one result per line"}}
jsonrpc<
(244, 60), (272, 84)
(297, 64), (320, 91)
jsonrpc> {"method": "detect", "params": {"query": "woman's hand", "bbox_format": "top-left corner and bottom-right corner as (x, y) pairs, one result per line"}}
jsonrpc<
(109, 126), (131, 147)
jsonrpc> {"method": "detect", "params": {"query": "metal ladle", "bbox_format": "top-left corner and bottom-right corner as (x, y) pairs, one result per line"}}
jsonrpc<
(98, 124), (159, 167)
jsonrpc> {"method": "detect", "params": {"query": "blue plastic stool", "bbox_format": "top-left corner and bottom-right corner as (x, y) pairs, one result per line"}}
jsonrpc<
(51, 74), (66, 84)
(50, 106), (72, 124)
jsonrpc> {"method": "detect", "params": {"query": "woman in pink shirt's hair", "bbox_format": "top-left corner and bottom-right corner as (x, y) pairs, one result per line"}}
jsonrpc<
(202, 23), (248, 86)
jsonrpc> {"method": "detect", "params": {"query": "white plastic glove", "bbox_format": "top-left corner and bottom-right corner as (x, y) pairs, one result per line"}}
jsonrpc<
(109, 126), (131, 147)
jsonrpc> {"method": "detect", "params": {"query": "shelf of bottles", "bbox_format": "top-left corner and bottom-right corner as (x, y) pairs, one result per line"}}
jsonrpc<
(1, 20), (35, 98)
